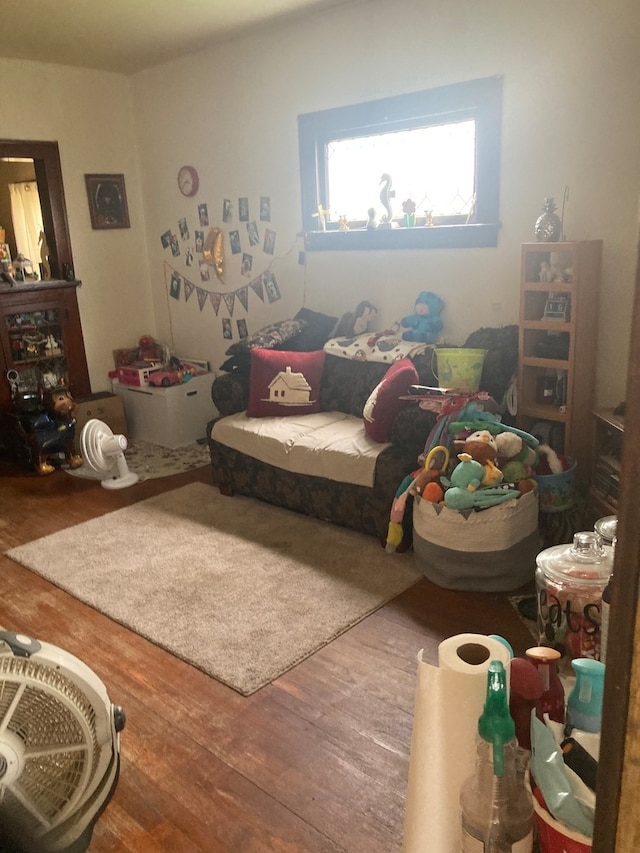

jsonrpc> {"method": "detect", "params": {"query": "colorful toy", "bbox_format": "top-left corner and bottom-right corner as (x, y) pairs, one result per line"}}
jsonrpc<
(385, 445), (449, 552)
(335, 301), (378, 338)
(460, 429), (503, 487)
(13, 386), (83, 475)
(400, 291), (444, 343)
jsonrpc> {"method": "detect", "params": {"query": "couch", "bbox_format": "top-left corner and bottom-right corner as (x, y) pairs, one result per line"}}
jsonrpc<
(206, 318), (518, 543)
(208, 347), (438, 542)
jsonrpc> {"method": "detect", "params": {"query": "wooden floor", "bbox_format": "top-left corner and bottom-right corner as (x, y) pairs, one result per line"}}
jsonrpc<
(0, 459), (536, 852)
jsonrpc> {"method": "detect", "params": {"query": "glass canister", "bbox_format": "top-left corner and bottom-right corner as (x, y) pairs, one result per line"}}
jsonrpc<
(594, 514), (617, 545)
(535, 531), (614, 673)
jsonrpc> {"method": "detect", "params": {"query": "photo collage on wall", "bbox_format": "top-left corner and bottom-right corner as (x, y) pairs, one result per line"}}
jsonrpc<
(160, 192), (281, 342)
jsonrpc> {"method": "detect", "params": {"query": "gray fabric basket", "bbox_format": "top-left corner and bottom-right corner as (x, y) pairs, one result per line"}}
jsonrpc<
(412, 489), (540, 591)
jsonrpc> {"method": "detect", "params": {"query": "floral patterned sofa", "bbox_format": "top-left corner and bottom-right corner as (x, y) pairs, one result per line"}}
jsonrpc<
(207, 348), (438, 542)
(206, 317), (518, 543)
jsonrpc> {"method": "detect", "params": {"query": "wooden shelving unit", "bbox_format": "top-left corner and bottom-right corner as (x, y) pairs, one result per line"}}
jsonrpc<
(586, 407), (624, 527)
(0, 280), (91, 417)
(517, 240), (602, 486)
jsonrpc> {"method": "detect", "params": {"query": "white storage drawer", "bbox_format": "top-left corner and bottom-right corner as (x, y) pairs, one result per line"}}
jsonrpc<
(112, 373), (216, 448)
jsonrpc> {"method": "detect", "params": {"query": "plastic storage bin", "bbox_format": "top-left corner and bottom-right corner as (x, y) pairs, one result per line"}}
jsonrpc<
(112, 373), (216, 448)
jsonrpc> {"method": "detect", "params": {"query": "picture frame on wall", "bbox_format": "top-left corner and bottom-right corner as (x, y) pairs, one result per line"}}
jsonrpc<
(85, 173), (130, 229)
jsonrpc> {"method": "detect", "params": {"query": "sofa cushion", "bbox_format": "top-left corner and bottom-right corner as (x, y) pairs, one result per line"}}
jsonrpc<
(211, 411), (386, 487)
(225, 318), (307, 356)
(363, 357), (419, 442)
(286, 308), (338, 351)
(247, 349), (326, 418)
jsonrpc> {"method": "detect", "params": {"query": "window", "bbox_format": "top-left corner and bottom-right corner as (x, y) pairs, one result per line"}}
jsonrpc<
(298, 76), (502, 250)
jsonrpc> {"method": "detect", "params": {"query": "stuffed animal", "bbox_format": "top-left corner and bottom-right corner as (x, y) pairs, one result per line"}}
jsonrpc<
(459, 430), (503, 487)
(495, 430), (538, 492)
(335, 301), (378, 338)
(400, 291), (444, 343)
(14, 386), (83, 475)
(442, 452), (485, 493)
(385, 445), (449, 552)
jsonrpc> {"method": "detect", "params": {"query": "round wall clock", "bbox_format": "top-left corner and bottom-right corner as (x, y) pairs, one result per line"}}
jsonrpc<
(177, 165), (199, 197)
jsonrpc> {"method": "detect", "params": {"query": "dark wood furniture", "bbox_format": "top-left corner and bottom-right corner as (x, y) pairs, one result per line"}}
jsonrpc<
(586, 407), (624, 528)
(0, 280), (90, 414)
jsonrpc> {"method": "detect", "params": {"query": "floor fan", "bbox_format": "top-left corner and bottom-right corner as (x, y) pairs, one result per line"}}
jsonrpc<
(0, 630), (125, 853)
(79, 419), (139, 489)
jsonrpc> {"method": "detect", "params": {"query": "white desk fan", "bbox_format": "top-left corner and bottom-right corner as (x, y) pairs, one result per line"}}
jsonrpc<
(79, 419), (139, 489)
(0, 630), (125, 853)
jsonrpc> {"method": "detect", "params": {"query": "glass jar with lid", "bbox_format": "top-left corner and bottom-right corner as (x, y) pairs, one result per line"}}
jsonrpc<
(535, 531), (614, 673)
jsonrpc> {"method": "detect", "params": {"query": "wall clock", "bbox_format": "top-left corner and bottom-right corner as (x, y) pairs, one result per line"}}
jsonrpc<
(177, 165), (199, 197)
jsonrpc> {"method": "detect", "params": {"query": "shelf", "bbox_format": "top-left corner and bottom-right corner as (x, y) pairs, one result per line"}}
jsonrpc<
(521, 356), (569, 370)
(517, 241), (601, 485)
(518, 405), (567, 423)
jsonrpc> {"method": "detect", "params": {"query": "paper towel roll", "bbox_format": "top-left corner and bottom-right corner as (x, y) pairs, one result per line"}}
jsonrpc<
(402, 634), (512, 853)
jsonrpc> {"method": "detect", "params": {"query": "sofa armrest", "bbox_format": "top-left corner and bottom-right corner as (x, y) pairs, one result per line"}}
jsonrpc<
(211, 372), (250, 417)
(389, 403), (437, 461)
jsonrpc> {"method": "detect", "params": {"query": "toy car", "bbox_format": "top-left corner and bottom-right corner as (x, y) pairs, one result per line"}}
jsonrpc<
(147, 369), (184, 387)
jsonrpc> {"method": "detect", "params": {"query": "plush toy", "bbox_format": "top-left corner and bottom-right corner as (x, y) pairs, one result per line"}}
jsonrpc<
(14, 385), (83, 475)
(495, 430), (538, 492)
(335, 301), (378, 338)
(385, 445), (449, 552)
(442, 452), (485, 493)
(400, 291), (444, 343)
(459, 430), (503, 487)
(444, 484), (520, 510)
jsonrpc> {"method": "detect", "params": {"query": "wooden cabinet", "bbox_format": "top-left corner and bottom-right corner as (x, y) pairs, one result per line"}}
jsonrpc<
(0, 280), (91, 419)
(585, 407), (624, 527)
(517, 240), (602, 486)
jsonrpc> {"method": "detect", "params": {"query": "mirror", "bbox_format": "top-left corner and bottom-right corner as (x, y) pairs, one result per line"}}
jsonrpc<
(0, 140), (74, 281)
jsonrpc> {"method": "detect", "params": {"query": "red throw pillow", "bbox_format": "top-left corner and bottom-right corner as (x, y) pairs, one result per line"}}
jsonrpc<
(363, 357), (418, 442)
(247, 348), (326, 417)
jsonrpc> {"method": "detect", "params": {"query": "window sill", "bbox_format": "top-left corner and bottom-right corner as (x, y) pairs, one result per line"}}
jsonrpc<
(303, 222), (500, 251)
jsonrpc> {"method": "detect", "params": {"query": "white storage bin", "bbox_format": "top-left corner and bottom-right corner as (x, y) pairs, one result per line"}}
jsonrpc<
(112, 373), (216, 448)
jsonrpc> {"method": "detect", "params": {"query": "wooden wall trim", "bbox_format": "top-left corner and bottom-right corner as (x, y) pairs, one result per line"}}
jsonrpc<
(593, 238), (640, 850)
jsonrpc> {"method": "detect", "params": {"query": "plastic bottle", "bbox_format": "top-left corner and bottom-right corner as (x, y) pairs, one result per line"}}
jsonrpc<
(566, 658), (606, 733)
(460, 660), (533, 852)
(525, 646), (565, 724)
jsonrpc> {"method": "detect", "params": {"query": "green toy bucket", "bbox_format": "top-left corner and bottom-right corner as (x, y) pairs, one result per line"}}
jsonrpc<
(433, 348), (487, 392)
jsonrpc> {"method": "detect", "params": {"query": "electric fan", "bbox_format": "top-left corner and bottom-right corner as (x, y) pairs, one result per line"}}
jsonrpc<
(79, 418), (139, 489)
(0, 630), (125, 853)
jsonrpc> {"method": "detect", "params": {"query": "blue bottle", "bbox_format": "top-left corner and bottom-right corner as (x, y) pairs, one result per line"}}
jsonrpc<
(566, 658), (606, 733)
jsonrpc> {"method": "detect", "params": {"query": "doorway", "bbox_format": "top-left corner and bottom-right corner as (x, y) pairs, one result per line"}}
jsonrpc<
(0, 140), (74, 281)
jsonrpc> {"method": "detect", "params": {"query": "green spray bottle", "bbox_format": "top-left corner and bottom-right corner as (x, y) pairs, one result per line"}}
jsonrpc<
(459, 660), (533, 852)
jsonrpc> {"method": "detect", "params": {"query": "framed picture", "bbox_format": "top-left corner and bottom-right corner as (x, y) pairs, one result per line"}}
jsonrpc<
(85, 173), (130, 229)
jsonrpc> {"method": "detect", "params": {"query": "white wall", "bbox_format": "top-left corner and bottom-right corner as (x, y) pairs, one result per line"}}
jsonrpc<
(132, 0), (640, 407)
(0, 59), (155, 392)
(1, 0), (639, 406)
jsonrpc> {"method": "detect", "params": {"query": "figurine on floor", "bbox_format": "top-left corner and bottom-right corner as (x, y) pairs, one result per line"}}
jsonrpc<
(13, 385), (84, 475)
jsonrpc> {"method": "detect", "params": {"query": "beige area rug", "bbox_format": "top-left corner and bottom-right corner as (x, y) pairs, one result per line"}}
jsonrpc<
(5, 483), (421, 695)
(65, 438), (211, 482)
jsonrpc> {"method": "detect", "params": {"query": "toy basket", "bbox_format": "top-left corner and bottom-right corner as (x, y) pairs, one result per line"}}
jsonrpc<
(412, 488), (540, 591)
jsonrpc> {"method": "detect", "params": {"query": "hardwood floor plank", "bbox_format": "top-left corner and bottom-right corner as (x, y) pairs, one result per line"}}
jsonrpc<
(0, 461), (539, 851)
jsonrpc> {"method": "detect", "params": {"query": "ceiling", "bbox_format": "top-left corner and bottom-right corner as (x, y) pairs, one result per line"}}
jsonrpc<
(2, 0), (357, 74)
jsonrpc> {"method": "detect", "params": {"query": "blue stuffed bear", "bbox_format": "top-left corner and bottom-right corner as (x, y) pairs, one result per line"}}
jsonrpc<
(400, 291), (444, 343)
